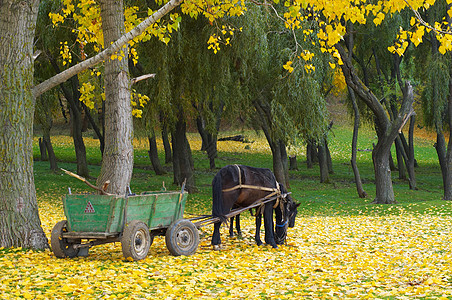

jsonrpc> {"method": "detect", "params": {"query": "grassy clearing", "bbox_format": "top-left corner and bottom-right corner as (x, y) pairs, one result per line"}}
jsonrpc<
(4, 123), (448, 299)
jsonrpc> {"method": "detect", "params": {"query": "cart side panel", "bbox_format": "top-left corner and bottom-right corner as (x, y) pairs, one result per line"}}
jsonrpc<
(64, 195), (123, 233)
(147, 192), (188, 229)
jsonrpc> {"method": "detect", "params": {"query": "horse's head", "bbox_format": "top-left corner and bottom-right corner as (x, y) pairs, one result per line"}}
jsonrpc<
(285, 195), (300, 228)
(275, 186), (300, 244)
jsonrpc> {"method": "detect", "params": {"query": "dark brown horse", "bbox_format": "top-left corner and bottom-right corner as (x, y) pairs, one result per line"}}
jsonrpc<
(211, 165), (299, 249)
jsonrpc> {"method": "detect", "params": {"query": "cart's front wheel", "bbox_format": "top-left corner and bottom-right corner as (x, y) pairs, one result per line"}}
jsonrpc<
(121, 220), (151, 261)
(51, 220), (80, 258)
(165, 219), (199, 256)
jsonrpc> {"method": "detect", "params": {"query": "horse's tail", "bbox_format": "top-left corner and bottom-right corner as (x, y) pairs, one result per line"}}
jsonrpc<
(212, 172), (228, 224)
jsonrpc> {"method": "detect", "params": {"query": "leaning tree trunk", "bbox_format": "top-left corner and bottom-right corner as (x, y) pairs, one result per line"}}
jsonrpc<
(148, 129), (165, 175)
(349, 88), (367, 198)
(337, 43), (415, 204)
(161, 117), (172, 164)
(0, 0), (48, 249)
(97, 0), (133, 195)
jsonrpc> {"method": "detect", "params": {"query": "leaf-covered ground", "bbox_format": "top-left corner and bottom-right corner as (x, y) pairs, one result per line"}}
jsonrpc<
(5, 126), (448, 298)
(1, 199), (452, 299)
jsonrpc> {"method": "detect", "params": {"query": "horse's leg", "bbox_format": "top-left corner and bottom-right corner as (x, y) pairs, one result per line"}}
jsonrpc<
(236, 214), (242, 237)
(275, 205), (286, 245)
(263, 203), (277, 248)
(254, 214), (263, 246)
(212, 222), (222, 249)
(229, 216), (235, 237)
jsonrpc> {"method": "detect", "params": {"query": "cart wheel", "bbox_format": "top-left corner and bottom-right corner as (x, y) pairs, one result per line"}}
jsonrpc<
(121, 220), (151, 261)
(51, 220), (80, 258)
(165, 219), (199, 256)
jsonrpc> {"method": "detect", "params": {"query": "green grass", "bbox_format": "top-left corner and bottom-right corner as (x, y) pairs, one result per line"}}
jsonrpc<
(33, 124), (448, 218)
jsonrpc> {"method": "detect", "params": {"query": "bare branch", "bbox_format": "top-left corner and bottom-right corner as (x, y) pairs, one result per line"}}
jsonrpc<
(131, 73), (156, 85)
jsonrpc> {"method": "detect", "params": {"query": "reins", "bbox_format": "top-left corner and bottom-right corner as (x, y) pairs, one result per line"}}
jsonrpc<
(222, 164), (286, 216)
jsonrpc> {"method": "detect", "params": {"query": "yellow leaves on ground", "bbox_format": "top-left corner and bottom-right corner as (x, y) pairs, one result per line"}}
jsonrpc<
(2, 202), (452, 299)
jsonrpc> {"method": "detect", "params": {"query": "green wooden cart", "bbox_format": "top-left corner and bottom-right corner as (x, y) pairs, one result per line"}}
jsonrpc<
(51, 189), (199, 261)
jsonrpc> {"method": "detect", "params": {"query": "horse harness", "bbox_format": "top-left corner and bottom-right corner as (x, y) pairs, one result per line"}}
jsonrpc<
(221, 164), (286, 217)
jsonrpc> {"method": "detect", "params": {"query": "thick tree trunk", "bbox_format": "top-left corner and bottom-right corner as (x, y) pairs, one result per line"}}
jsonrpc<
(372, 144), (395, 204)
(148, 129), (165, 175)
(97, 0), (133, 195)
(0, 0), (48, 249)
(349, 88), (367, 198)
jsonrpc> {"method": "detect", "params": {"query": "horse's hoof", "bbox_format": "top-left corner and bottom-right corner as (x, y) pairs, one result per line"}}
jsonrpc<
(271, 244), (278, 249)
(256, 241), (263, 246)
(213, 244), (222, 251)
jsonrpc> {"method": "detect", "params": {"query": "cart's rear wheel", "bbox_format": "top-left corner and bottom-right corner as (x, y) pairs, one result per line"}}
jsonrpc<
(165, 219), (199, 256)
(121, 220), (151, 261)
(51, 220), (80, 258)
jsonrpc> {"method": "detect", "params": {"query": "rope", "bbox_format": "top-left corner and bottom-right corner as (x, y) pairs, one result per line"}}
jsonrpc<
(221, 165), (286, 217)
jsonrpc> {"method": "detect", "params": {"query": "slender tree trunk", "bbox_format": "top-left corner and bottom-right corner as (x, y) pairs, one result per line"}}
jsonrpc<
(68, 80), (90, 177)
(407, 115), (416, 189)
(318, 139), (329, 183)
(394, 137), (406, 179)
(97, 0), (133, 195)
(148, 129), (165, 175)
(349, 88), (367, 198)
(279, 140), (290, 188)
(172, 118), (196, 192)
(48, 56), (89, 176)
(39, 138), (48, 161)
(445, 81), (452, 200)
(161, 119), (172, 164)
(43, 132), (58, 171)
(0, 0), (48, 249)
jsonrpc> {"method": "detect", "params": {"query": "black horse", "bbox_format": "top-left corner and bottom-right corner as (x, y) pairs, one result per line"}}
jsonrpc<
(211, 165), (299, 249)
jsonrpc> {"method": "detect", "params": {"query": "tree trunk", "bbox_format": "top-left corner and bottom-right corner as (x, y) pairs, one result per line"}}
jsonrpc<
(289, 156), (298, 170)
(279, 140), (290, 188)
(148, 129), (165, 175)
(394, 137), (406, 180)
(161, 119), (172, 164)
(349, 87), (367, 198)
(97, 0), (133, 195)
(372, 143), (395, 204)
(325, 139), (333, 174)
(172, 118), (196, 192)
(48, 56), (89, 176)
(0, 0), (48, 249)
(43, 133), (58, 171)
(318, 139), (330, 183)
(445, 80), (452, 200)
(39, 138), (48, 161)
(407, 115), (416, 189)
(337, 43), (415, 204)
(68, 81), (90, 177)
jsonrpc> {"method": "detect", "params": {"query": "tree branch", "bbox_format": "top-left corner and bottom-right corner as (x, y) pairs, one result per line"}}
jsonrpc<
(131, 73), (156, 85)
(32, 0), (182, 98)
